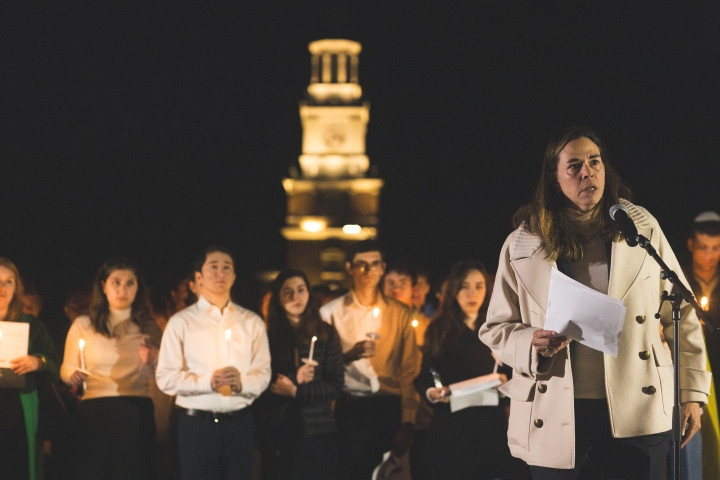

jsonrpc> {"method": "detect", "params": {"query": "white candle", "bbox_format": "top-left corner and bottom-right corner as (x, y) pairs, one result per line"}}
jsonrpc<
(308, 336), (317, 362)
(225, 329), (232, 364)
(79, 338), (86, 370)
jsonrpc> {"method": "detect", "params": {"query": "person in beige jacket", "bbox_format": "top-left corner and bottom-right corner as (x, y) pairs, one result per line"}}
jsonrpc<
(479, 127), (711, 479)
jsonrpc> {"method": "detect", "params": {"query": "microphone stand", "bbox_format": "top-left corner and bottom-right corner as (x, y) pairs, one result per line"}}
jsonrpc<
(634, 234), (719, 480)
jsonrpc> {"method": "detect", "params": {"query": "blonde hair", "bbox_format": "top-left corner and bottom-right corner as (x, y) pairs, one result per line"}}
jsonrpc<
(0, 257), (24, 322)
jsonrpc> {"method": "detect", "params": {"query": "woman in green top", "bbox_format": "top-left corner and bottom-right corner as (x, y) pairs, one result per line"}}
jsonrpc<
(0, 257), (60, 480)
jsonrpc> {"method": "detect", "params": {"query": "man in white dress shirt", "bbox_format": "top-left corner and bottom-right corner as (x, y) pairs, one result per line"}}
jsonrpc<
(156, 246), (271, 480)
(320, 240), (420, 480)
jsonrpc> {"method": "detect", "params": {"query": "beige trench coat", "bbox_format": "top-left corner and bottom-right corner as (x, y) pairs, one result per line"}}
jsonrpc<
(479, 201), (711, 469)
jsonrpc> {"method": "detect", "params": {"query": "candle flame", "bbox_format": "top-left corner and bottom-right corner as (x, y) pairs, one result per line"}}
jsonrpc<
(0, 330), (3, 340)
(701, 297), (709, 311)
(312, 336), (317, 341)
(225, 329), (231, 340)
(79, 338), (85, 350)
(373, 307), (380, 318)
(411, 319), (418, 328)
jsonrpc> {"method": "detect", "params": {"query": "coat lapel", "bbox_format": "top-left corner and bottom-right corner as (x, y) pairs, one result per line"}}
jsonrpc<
(512, 256), (554, 313)
(510, 227), (553, 313)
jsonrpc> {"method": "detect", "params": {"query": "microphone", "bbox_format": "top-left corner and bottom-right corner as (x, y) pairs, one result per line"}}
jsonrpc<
(609, 204), (639, 247)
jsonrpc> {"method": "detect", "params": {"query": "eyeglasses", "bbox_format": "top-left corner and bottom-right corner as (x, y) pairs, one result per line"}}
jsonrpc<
(352, 260), (383, 273)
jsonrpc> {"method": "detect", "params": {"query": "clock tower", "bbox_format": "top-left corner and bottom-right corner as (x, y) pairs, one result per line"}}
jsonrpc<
(282, 39), (383, 287)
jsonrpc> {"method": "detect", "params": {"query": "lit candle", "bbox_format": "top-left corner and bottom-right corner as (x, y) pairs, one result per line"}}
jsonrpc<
(411, 318), (418, 328)
(308, 336), (317, 362)
(79, 338), (86, 370)
(701, 296), (709, 312)
(373, 307), (379, 318)
(225, 329), (232, 364)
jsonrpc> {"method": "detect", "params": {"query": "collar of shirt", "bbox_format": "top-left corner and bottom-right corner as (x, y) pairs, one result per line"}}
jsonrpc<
(344, 289), (389, 311)
(694, 272), (719, 299)
(108, 307), (132, 328)
(196, 295), (237, 318)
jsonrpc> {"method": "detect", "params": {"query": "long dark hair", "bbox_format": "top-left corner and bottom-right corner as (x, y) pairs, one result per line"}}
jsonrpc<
(424, 260), (489, 363)
(0, 257), (24, 323)
(513, 126), (633, 261)
(266, 269), (330, 348)
(89, 257), (153, 338)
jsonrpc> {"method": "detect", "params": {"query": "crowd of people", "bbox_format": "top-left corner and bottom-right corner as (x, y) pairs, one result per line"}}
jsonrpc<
(1, 127), (719, 480)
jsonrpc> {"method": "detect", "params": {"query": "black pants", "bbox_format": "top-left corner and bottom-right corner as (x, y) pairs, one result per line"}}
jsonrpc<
(78, 396), (156, 480)
(0, 389), (29, 480)
(530, 399), (671, 480)
(177, 407), (255, 480)
(334, 395), (401, 480)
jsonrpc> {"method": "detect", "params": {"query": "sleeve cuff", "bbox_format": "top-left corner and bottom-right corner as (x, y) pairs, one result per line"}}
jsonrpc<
(426, 387), (439, 404)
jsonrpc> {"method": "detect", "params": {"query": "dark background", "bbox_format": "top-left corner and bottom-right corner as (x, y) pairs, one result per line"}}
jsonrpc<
(1, 2), (719, 312)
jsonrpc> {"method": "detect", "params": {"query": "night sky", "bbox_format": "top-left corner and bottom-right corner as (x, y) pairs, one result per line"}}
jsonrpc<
(2, 2), (719, 311)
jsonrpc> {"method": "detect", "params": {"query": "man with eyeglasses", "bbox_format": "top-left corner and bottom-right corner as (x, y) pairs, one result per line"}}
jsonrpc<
(320, 240), (420, 480)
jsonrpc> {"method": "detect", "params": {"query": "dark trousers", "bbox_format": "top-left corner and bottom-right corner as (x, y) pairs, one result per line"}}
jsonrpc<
(78, 396), (156, 480)
(530, 399), (671, 480)
(0, 389), (29, 480)
(177, 407), (255, 480)
(335, 395), (401, 480)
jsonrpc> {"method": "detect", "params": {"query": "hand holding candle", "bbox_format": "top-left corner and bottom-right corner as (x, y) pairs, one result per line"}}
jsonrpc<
(701, 296), (709, 312)
(76, 338), (89, 389)
(301, 335), (319, 376)
(363, 307), (381, 357)
(217, 329), (234, 396)
(308, 335), (317, 362)
(79, 338), (86, 370)
(299, 335), (318, 382)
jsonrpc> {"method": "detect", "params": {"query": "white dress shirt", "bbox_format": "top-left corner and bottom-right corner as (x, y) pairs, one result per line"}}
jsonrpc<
(156, 296), (271, 412)
(320, 292), (420, 424)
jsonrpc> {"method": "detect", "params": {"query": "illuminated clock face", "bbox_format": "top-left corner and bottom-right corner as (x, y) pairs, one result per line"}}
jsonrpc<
(323, 125), (346, 149)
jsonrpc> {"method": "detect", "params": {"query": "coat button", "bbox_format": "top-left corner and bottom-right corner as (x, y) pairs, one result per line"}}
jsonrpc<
(636, 315), (646, 324)
(642, 386), (657, 395)
(639, 351), (651, 360)
(534, 419), (544, 428)
(537, 384), (547, 393)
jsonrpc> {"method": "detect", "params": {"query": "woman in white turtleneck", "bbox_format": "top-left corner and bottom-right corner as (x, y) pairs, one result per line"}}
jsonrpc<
(61, 257), (161, 480)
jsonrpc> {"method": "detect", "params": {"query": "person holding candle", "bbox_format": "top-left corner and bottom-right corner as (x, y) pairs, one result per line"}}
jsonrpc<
(319, 240), (420, 480)
(414, 260), (517, 479)
(156, 246), (271, 480)
(683, 210), (720, 479)
(256, 269), (344, 480)
(0, 257), (60, 480)
(382, 263), (432, 349)
(60, 257), (162, 480)
(381, 263), (435, 479)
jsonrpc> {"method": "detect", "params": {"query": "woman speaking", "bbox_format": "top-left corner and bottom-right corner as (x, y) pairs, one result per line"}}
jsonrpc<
(479, 127), (711, 479)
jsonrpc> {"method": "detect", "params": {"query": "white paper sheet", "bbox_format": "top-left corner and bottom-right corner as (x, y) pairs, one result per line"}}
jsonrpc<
(544, 268), (626, 357)
(0, 321), (30, 368)
(449, 373), (501, 412)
